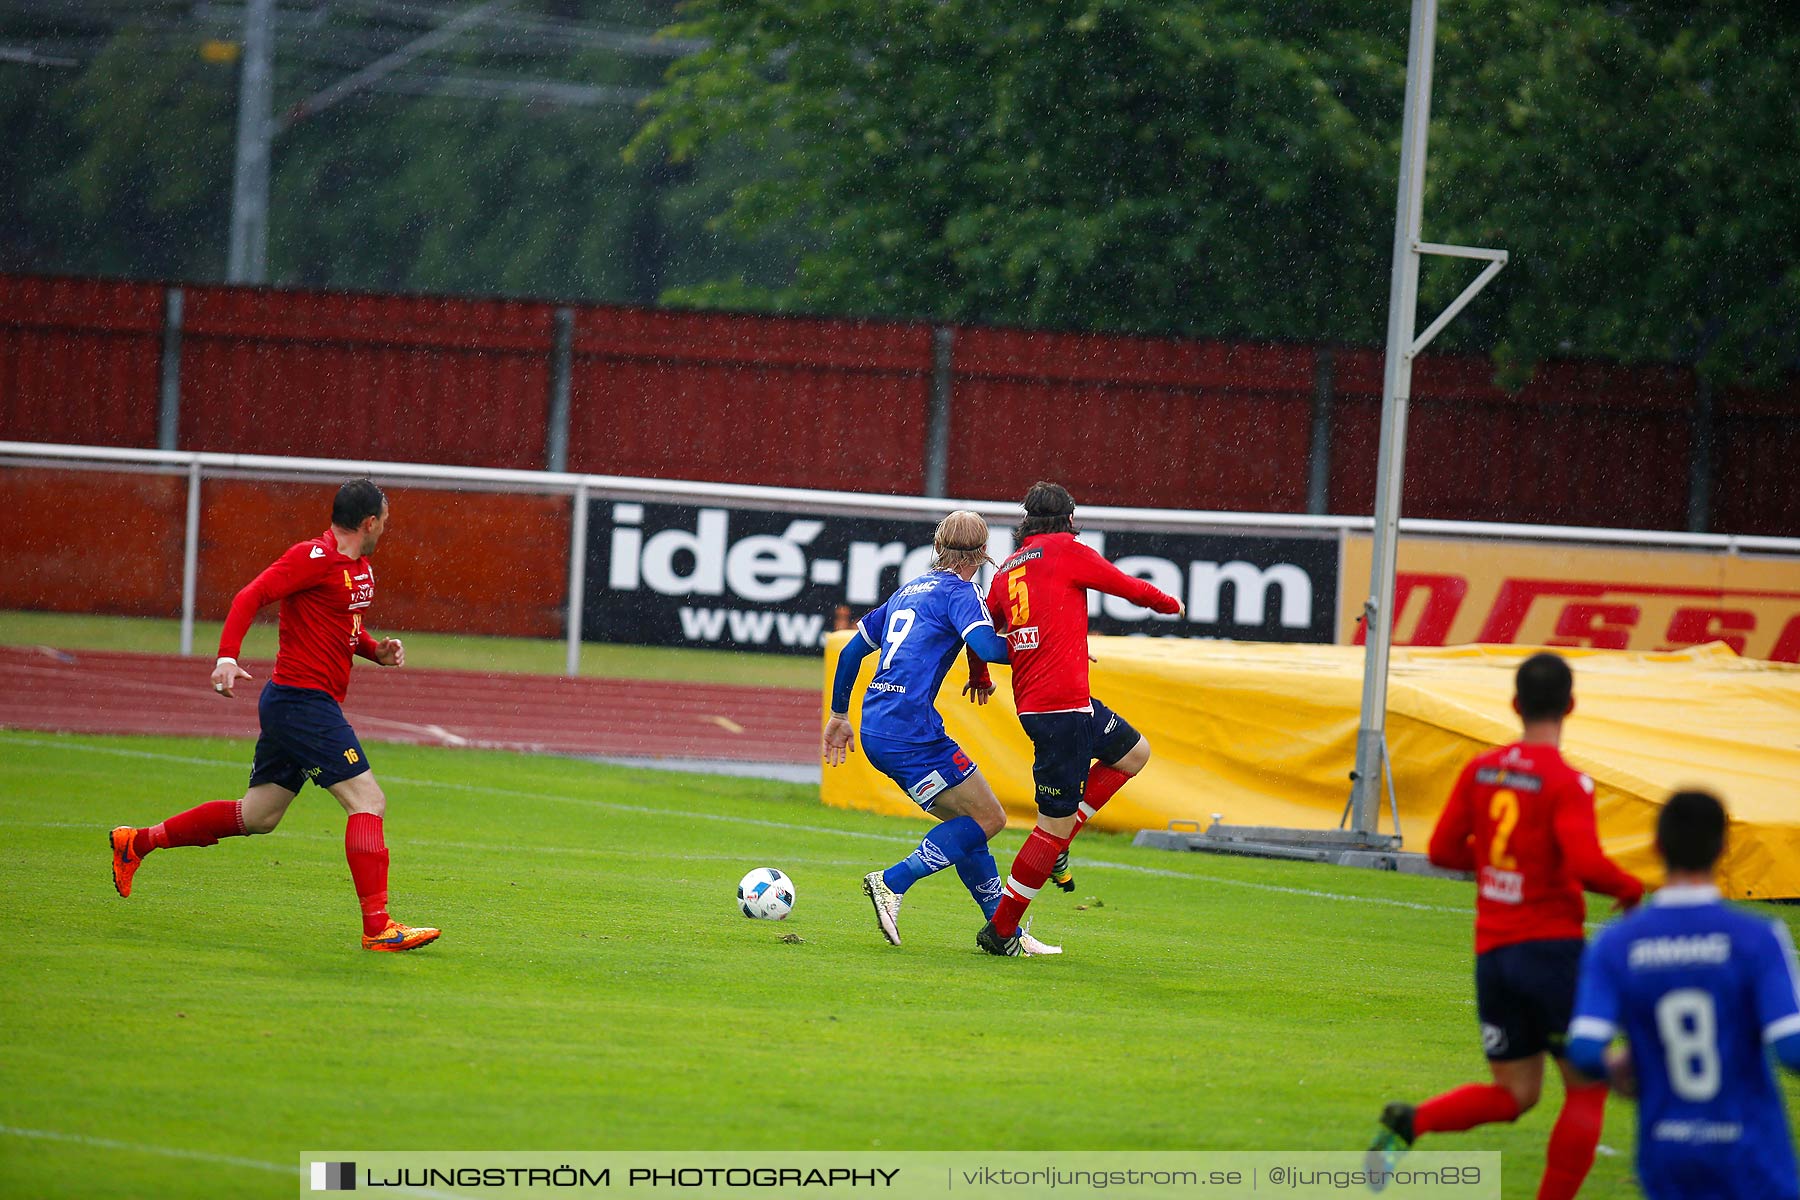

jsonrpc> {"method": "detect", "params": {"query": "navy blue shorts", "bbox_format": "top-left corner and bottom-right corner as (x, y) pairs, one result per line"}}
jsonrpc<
(248, 681), (372, 794)
(1475, 938), (1585, 1061)
(861, 731), (977, 812)
(1017, 698), (1141, 818)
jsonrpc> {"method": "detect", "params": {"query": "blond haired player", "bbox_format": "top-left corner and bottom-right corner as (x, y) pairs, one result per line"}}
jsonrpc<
(824, 511), (1057, 955)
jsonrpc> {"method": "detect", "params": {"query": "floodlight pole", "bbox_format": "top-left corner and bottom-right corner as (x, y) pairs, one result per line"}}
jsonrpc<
(226, 0), (514, 284)
(1347, 0), (1507, 837)
(226, 0), (275, 284)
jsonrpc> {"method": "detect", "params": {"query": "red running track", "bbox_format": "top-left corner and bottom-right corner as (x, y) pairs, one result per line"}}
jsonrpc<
(0, 645), (821, 765)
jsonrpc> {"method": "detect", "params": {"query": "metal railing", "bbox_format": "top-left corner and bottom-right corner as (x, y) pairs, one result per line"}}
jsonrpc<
(5, 440), (1796, 675)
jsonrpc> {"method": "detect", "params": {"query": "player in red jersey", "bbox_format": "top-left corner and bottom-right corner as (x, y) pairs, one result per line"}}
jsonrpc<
(1365, 652), (1643, 1199)
(970, 482), (1183, 956)
(109, 479), (439, 952)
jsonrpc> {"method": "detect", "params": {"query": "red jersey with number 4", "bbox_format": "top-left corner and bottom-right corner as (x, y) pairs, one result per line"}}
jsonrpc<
(1429, 742), (1644, 955)
(219, 529), (379, 703)
(981, 532), (1181, 714)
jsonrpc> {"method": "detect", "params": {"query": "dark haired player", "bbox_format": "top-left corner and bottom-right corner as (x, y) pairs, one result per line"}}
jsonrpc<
(971, 481), (1183, 957)
(1366, 652), (1643, 1199)
(1569, 790), (1800, 1200)
(109, 479), (439, 952)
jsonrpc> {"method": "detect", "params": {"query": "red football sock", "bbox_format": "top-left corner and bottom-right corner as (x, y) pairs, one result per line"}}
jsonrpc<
(345, 813), (391, 937)
(144, 800), (245, 853)
(1414, 1083), (1521, 1135)
(1536, 1082), (1607, 1200)
(1073, 763), (1132, 834)
(991, 828), (1067, 937)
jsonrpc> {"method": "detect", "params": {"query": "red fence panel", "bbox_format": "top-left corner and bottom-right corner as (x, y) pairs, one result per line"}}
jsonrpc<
(1714, 377), (1800, 538)
(947, 328), (1317, 511)
(0, 276), (163, 446)
(0, 273), (1795, 536)
(178, 286), (557, 470)
(566, 306), (934, 492)
(1329, 351), (1696, 529)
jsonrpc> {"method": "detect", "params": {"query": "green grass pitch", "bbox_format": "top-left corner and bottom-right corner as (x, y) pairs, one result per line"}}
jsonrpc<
(2, 731), (1794, 1199)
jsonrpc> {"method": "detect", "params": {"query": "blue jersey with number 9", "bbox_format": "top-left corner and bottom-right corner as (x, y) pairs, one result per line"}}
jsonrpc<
(854, 571), (996, 745)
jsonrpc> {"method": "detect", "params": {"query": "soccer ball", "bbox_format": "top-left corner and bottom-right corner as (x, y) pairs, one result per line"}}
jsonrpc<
(737, 867), (795, 920)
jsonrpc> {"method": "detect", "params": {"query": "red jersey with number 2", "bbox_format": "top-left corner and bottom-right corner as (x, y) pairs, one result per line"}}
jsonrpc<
(982, 532), (1181, 715)
(218, 529), (379, 703)
(1429, 742), (1644, 955)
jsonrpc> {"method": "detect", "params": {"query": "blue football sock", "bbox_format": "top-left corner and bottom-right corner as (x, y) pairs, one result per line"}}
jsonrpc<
(956, 849), (1003, 919)
(882, 814), (987, 895)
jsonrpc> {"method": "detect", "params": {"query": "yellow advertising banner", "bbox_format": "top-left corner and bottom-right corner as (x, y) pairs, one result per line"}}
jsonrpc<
(819, 633), (1800, 900)
(1336, 535), (1800, 662)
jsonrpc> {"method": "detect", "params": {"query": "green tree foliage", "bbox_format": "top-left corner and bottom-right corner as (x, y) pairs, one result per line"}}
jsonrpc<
(14, 28), (238, 281)
(634, 0), (1404, 344)
(0, 1), (791, 304)
(635, 0), (1800, 383)
(1428, 1), (1800, 382)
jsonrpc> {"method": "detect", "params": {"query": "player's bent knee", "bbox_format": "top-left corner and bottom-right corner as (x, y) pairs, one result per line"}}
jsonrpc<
(1112, 736), (1151, 775)
(242, 808), (282, 835)
(974, 806), (1007, 839)
(331, 778), (385, 817)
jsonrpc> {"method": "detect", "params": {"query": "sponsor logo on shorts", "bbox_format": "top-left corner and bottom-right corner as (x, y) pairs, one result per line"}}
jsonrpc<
(304, 765), (323, 779)
(1037, 784), (1063, 796)
(909, 771), (948, 804)
(1009, 626), (1040, 651)
(1104, 716), (1118, 734)
(1481, 1023), (1507, 1056)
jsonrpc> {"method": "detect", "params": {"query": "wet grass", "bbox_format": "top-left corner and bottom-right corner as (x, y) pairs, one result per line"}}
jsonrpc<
(8, 732), (1789, 1198)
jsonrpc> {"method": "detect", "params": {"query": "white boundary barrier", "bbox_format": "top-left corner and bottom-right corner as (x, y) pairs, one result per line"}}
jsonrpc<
(5, 440), (1797, 673)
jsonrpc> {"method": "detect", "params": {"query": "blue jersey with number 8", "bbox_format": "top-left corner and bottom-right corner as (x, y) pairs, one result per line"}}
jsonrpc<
(854, 571), (995, 745)
(1570, 888), (1800, 1200)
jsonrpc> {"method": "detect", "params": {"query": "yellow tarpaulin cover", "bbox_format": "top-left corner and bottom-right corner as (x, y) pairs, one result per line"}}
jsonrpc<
(819, 634), (1800, 900)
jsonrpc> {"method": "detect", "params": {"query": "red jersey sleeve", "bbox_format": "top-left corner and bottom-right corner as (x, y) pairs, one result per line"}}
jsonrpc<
(983, 573), (1008, 632)
(1066, 541), (1181, 614)
(1552, 775), (1645, 906)
(218, 543), (328, 659)
(354, 628), (382, 661)
(1429, 759), (1480, 872)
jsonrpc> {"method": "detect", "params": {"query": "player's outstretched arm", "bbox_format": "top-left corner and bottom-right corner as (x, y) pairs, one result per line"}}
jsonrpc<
(210, 656), (253, 698)
(823, 628), (877, 761)
(960, 626), (1009, 706)
(962, 647), (995, 705)
(1755, 922), (1800, 1073)
(1426, 762), (1479, 871)
(1567, 937), (1631, 1091)
(1070, 541), (1183, 617)
(822, 714), (856, 766)
(215, 545), (326, 693)
(1553, 785), (1645, 909)
(357, 630), (404, 667)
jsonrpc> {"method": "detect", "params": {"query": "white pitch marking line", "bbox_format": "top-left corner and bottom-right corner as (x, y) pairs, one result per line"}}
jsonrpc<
(0, 1126), (469, 1198)
(2, 733), (1474, 916)
(703, 715), (746, 734)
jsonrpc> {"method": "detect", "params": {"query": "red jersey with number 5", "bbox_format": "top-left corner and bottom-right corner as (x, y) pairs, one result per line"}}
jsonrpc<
(1429, 742), (1644, 954)
(218, 528), (379, 703)
(981, 532), (1181, 715)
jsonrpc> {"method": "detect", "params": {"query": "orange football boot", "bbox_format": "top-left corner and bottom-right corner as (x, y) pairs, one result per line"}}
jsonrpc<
(110, 826), (142, 898)
(361, 920), (441, 952)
